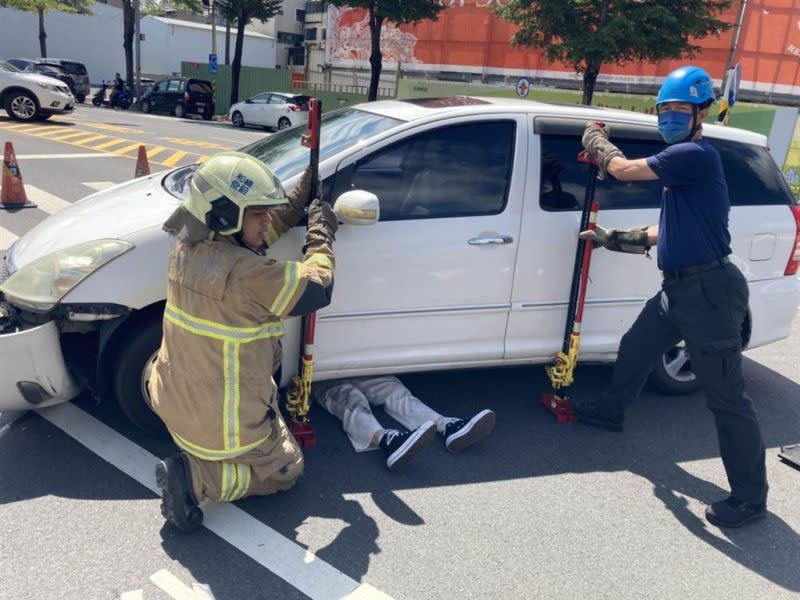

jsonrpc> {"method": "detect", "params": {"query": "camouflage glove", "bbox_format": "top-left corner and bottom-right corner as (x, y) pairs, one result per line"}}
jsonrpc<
(581, 121), (626, 180)
(306, 198), (338, 247)
(287, 165), (323, 207)
(579, 224), (650, 254)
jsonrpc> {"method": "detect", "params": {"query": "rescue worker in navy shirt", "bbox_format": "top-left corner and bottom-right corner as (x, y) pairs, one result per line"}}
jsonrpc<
(578, 66), (768, 528)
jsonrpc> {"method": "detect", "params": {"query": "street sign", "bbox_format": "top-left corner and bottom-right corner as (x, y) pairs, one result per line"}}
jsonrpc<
(516, 77), (530, 98)
(209, 53), (218, 75)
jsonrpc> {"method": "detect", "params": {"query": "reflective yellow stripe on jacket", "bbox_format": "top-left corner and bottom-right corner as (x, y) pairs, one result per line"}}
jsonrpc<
(221, 463), (251, 501)
(164, 303), (284, 460)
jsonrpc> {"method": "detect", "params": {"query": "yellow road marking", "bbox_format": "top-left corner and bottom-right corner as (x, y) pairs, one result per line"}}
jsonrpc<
(198, 154), (210, 163)
(161, 150), (188, 167)
(32, 127), (80, 137)
(144, 146), (169, 158)
(48, 131), (99, 142)
(112, 143), (145, 156)
(82, 122), (145, 134)
(72, 134), (108, 146)
(1, 123), (43, 131)
(91, 138), (129, 150)
(159, 136), (230, 150)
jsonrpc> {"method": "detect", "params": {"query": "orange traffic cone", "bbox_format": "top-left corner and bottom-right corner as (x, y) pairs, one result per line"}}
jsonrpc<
(1, 142), (35, 210)
(135, 145), (150, 178)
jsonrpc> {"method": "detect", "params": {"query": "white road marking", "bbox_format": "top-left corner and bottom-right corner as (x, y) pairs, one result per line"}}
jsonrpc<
(119, 590), (143, 600)
(15, 153), (114, 159)
(0, 224), (18, 248)
(24, 185), (71, 215)
(149, 570), (198, 600)
(82, 181), (116, 191)
(37, 403), (395, 600)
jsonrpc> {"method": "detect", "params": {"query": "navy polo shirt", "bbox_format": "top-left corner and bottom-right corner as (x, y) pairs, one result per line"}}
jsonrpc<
(645, 140), (731, 272)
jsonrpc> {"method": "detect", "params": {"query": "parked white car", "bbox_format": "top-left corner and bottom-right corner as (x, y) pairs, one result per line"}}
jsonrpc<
(0, 59), (74, 121)
(2, 97), (799, 433)
(229, 92), (310, 131)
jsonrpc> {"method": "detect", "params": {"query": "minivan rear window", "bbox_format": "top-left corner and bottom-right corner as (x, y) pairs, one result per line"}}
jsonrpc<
(58, 61), (87, 76)
(539, 135), (796, 211)
(188, 81), (212, 94)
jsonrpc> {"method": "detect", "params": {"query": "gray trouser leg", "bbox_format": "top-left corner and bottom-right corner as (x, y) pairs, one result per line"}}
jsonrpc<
(315, 381), (383, 452)
(353, 376), (455, 433)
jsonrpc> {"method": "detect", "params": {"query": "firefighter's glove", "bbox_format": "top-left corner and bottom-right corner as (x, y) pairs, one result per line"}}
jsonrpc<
(288, 166), (323, 207)
(579, 224), (650, 254)
(582, 121), (625, 180)
(306, 199), (338, 246)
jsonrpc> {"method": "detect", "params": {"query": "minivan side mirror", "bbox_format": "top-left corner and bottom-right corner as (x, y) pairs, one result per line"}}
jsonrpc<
(245, 98), (253, 104)
(333, 190), (380, 226)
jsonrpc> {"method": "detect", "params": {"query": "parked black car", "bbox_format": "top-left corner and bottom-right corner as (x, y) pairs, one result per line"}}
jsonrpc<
(140, 77), (215, 120)
(7, 58), (90, 103)
(6, 59), (76, 97)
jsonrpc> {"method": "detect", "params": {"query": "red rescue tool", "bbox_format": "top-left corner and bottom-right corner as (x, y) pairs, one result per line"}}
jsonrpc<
(540, 148), (600, 422)
(286, 97), (322, 448)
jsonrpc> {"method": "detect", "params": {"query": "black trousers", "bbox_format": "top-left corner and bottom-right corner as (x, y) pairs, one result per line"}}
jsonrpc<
(597, 262), (768, 504)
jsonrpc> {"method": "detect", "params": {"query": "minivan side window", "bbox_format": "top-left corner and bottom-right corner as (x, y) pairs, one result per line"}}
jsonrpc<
(167, 80), (182, 92)
(342, 121), (516, 221)
(539, 134), (795, 211)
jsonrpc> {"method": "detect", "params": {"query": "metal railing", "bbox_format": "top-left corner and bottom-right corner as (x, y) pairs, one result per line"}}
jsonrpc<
(292, 80), (395, 97)
(305, 1), (326, 14)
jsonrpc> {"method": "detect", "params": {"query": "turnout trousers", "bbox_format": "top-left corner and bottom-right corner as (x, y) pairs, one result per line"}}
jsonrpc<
(596, 262), (768, 504)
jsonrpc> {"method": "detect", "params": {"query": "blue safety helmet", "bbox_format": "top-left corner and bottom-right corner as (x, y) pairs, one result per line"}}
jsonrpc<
(656, 66), (716, 108)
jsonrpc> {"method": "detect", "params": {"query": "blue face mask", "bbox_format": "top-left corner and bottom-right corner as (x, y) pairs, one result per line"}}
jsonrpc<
(658, 110), (693, 144)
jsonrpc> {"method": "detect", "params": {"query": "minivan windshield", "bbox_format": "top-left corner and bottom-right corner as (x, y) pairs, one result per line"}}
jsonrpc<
(164, 107), (405, 200)
(241, 107), (405, 181)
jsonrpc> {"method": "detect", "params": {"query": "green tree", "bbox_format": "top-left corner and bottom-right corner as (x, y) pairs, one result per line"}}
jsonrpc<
(494, 0), (733, 105)
(327, 0), (444, 101)
(216, 0), (282, 106)
(0, 0), (92, 57)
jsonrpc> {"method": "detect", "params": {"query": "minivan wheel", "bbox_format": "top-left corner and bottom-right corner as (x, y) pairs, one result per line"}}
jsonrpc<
(231, 111), (244, 127)
(141, 99), (152, 113)
(202, 108), (213, 121)
(6, 91), (39, 121)
(278, 117), (291, 130)
(111, 317), (167, 436)
(174, 103), (186, 118)
(76, 94), (86, 103)
(649, 342), (700, 395)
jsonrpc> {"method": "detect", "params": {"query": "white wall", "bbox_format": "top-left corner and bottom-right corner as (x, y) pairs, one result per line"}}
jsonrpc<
(0, 2), (128, 83)
(0, 3), (277, 83)
(140, 17), (277, 76)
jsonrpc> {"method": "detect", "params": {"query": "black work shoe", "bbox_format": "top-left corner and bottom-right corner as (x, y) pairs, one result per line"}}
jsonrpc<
(379, 421), (436, 471)
(443, 409), (496, 453)
(573, 404), (624, 432)
(155, 453), (203, 533)
(705, 496), (767, 528)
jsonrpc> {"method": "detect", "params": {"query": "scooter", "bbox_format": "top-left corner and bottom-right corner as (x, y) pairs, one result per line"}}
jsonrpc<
(92, 81), (131, 110)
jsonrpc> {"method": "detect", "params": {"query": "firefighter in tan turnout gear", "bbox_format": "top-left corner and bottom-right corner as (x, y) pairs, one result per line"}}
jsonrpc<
(149, 151), (337, 533)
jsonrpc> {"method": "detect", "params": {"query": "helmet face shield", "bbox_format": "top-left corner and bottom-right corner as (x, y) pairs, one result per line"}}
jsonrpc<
(183, 152), (289, 235)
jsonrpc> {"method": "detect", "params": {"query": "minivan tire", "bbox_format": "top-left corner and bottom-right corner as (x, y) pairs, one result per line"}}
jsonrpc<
(6, 91), (39, 121)
(174, 103), (186, 118)
(649, 342), (700, 395)
(111, 317), (167, 436)
(141, 99), (152, 113)
(278, 117), (291, 130)
(203, 108), (213, 121)
(76, 94), (86, 103)
(231, 111), (244, 127)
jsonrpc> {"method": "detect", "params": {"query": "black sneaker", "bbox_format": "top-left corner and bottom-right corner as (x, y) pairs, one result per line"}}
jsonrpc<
(572, 404), (624, 432)
(379, 421), (436, 471)
(155, 453), (203, 533)
(443, 409), (496, 453)
(705, 496), (767, 528)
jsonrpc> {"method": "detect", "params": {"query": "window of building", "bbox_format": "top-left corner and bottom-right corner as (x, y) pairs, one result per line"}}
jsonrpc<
(296, 8), (306, 21)
(305, 28), (317, 41)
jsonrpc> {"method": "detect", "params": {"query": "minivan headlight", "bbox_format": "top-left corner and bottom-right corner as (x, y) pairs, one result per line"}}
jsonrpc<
(0, 239), (134, 312)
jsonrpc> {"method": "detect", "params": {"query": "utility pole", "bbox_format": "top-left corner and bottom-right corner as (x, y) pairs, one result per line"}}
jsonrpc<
(134, 0), (141, 99)
(723, 0), (747, 85)
(211, 0), (217, 55)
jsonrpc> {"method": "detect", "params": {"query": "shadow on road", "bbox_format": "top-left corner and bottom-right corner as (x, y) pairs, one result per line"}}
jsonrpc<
(2, 356), (799, 594)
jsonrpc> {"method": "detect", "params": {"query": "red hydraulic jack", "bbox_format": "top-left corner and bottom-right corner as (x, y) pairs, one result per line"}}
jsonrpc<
(286, 97), (322, 448)
(540, 149), (600, 422)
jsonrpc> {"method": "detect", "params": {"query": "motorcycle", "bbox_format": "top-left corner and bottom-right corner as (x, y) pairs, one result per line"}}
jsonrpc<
(92, 81), (131, 110)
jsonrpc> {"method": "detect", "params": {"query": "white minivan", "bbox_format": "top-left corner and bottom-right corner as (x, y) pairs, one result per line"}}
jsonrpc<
(1, 97), (799, 432)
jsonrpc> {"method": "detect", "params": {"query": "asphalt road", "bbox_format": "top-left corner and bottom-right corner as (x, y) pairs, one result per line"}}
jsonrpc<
(1, 105), (799, 600)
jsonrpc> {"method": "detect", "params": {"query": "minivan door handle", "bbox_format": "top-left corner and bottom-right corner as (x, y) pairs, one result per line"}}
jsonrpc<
(468, 235), (513, 246)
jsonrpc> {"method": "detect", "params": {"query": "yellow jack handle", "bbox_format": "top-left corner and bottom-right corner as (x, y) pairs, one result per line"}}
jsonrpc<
(545, 332), (581, 390)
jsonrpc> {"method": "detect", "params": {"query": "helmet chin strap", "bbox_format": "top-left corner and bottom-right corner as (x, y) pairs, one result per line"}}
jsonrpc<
(685, 104), (702, 142)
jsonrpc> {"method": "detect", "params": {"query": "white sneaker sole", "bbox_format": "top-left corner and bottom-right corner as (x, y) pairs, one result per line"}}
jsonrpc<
(386, 421), (436, 471)
(445, 409), (496, 453)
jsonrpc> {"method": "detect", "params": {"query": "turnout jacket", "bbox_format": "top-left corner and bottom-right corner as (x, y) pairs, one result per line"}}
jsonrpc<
(149, 168), (334, 462)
